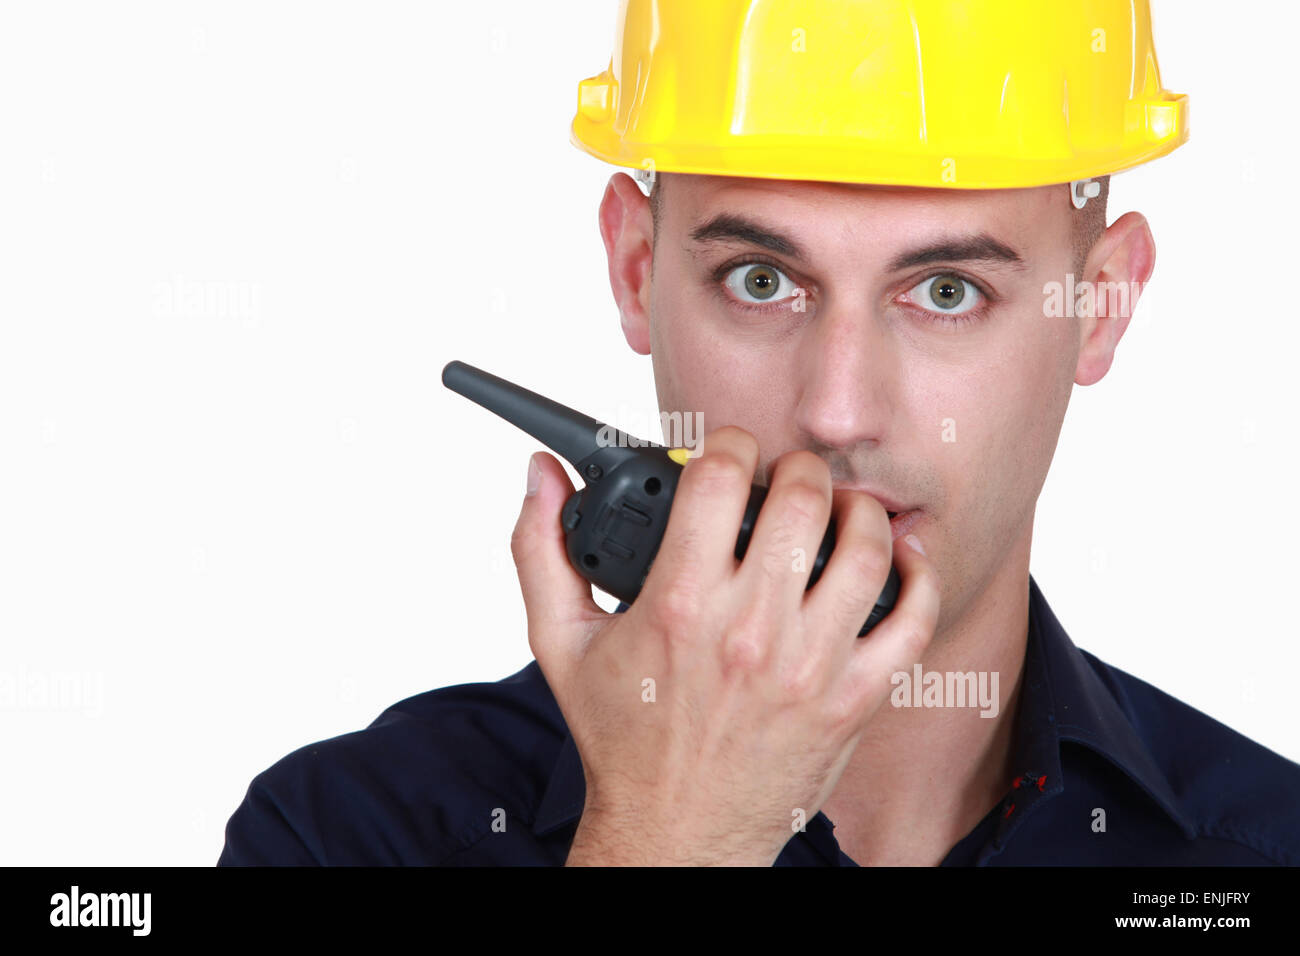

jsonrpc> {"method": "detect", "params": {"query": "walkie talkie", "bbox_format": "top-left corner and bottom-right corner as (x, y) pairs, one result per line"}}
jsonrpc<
(441, 360), (901, 637)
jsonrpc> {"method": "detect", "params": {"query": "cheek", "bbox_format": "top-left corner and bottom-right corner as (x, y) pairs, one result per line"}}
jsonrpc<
(916, 315), (1069, 519)
(1002, 312), (1077, 461)
(649, 277), (793, 435)
(955, 327), (1072, 523)
(648, 278), (697, 415)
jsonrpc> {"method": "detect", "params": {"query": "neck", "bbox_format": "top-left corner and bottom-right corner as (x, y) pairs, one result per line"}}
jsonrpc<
(818, 525), (1034, 866)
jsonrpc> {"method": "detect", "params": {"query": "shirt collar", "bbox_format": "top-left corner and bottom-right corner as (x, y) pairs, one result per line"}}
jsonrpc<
(533, 575), (1197, 842)
(1014, 574), (1196, 839)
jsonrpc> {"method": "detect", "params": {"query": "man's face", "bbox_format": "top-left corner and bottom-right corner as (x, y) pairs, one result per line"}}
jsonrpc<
(631, 173), (1089, 636)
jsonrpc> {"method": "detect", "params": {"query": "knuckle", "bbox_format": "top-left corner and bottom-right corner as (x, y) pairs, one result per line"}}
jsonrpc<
(509, 522), (536, 564)
(846, 535), (893, 586)
(896, 622), (932, 664)
(720, 604), (772, 672)
(721, 629), (768, 673)
(847, 488), (891, 534)
(525, 626), (556, 673)
(711, 425), (759, 459)
(782, 448), (830, 476)
(830, 581), (871, 633)
(775, 655), (821, 698)
(649, 577), (704, 639)
(759, 538), (799, 580)
(774, 480), (829, 526)
(660, 516), (704, 569)
(685, 452), (750, 496)
(822, 688), (861, 733)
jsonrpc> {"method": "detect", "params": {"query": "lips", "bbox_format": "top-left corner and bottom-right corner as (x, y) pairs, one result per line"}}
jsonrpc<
(887, 509), (922, 540)
(835, 487), (920, 539)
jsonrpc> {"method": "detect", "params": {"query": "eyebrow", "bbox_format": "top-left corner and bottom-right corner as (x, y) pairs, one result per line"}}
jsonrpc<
(690, 213), (809, 260)
(886, 233), (1026, 272)
(688, 213), (1027, 272)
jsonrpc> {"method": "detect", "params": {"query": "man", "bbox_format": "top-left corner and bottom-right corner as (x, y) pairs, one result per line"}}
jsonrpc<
(218, 0), (1300, 866)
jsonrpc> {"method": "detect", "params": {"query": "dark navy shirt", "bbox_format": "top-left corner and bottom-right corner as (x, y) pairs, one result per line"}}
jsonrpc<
(217, 576), (1300, 865)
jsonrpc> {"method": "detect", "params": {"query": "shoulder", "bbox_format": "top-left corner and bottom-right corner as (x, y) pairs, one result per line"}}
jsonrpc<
(217, 659), (567, 865)
(1077, 647), (1300, 865)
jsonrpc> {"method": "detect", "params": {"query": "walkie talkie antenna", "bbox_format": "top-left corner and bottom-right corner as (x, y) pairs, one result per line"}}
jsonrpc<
(441, 360), (648, 469)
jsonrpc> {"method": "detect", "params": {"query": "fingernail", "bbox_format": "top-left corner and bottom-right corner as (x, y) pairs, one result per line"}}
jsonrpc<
(526, 455), (541, 496)
(904, 533), (925, 556)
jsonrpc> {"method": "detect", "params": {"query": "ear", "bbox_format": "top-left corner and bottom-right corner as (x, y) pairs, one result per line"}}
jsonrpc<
(598, 172), (655, 355)
(1074, 210), (1156, 386)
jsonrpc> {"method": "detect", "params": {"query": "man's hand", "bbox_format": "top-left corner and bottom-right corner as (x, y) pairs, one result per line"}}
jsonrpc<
(511, 426), (939, 865)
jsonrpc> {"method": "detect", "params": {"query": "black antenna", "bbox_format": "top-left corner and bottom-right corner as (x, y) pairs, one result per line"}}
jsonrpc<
(441, 360), (646, 468)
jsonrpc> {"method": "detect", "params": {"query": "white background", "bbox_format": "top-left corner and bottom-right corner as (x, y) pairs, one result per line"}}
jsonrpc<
(0, 1), (1295, 865)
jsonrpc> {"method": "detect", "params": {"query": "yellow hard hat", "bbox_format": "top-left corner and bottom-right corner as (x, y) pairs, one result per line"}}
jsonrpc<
(570, 0), (1188, 199)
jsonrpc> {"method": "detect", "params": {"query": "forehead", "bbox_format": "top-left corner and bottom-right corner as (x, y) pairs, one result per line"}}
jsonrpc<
(666, 173), (1061, 241)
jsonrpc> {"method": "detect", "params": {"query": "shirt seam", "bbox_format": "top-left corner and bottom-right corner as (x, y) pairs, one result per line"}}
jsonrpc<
(253, 781), (326, 866)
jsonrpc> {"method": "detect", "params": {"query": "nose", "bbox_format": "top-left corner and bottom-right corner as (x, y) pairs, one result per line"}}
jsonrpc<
(793, 298), (898, 452)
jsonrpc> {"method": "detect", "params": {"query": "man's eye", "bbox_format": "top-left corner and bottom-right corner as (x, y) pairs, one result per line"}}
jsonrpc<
(905, 273), (984, 315)
(722, 263), (797, 305)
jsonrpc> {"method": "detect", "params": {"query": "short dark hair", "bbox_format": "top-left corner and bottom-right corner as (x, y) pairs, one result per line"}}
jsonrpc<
(647, 172), (666, 249)
(1070, 174), (1111, 274)
(647, 171), (1110, 275)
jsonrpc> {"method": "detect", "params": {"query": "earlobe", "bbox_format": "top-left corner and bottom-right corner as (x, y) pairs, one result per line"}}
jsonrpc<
(620, 311), (652, 355)
(598, 173), (655, 356)
(1074, 212), (1156, 386)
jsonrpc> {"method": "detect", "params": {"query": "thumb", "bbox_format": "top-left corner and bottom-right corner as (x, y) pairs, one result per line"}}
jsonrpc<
(511, 451), (606, 668)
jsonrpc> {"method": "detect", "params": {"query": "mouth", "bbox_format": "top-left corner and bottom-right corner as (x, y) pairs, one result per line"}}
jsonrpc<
(833, 486), (921, 540)
(886, 509), (922, 540)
